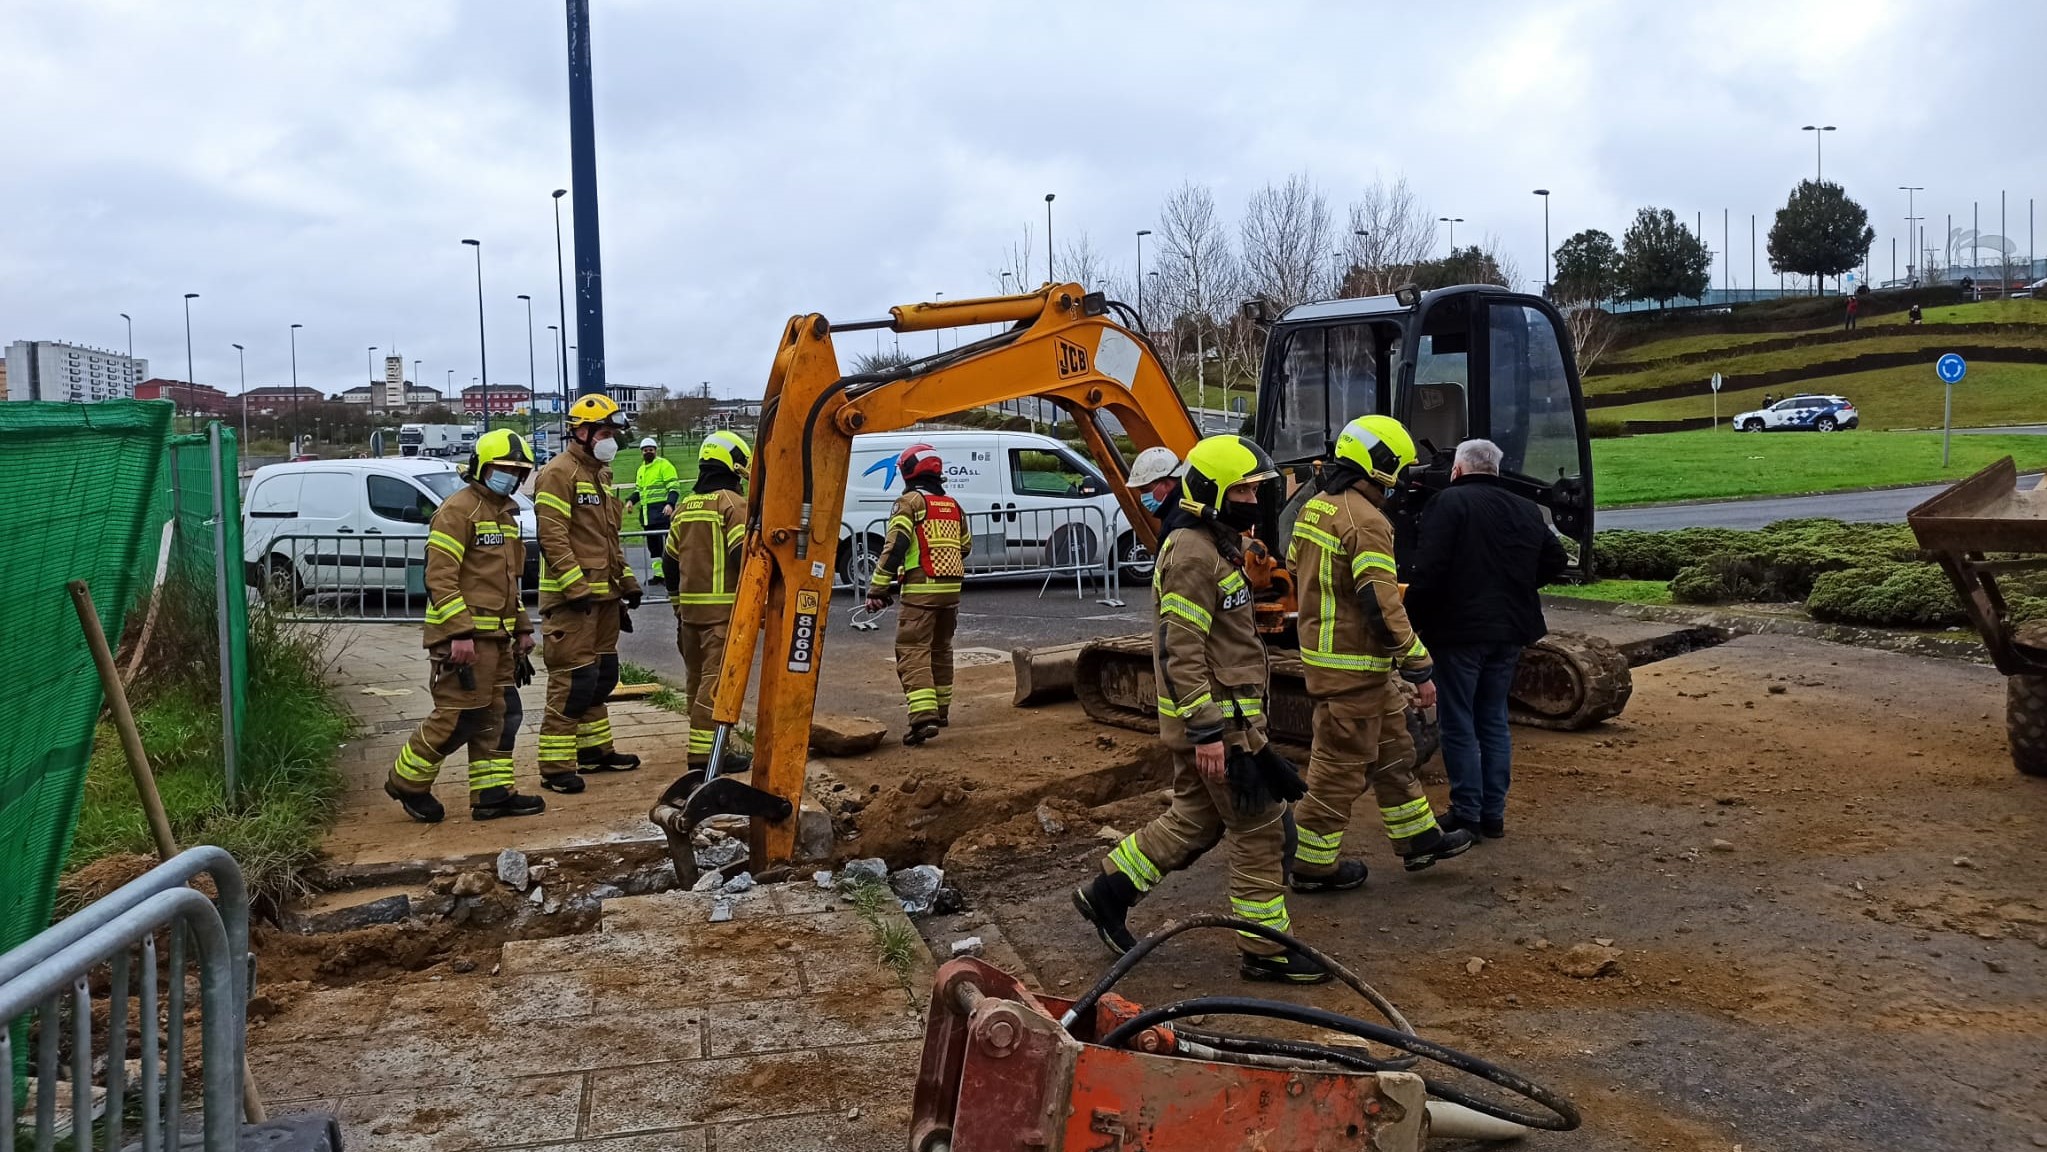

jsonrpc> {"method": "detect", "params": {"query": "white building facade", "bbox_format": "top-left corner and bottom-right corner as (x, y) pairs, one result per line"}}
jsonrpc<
(5, 340), (149, 402)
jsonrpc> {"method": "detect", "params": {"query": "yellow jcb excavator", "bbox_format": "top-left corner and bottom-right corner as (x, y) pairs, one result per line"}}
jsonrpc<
(674, 281), (1624, 869)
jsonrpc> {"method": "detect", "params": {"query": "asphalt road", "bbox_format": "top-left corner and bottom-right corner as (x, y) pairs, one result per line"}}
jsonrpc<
(1597, 484), (1953, 530)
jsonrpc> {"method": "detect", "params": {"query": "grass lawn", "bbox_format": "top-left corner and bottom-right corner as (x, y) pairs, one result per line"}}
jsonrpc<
(1583, 331), (2047, 398)
(1863, 297), (2047, 328)
(1591, 429), (2047, 506)
(1603, 327), (1821, 366)
(1546, 579), (1674, 605)
(1599, 361), (2047, 430)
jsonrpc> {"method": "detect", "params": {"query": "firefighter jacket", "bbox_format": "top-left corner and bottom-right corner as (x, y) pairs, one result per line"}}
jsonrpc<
(870, 487), (971, 607)
(629, 455), (682, 514)
(422, 481), (532, 648)
(533, 441), (640, 611)
(663, 486), (747, 625)
(1153, 519), (1269, 752)
(1286, 480), (1433, 698)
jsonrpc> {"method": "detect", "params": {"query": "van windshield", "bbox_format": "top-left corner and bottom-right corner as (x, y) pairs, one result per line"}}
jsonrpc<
(418, 472), (465, 501)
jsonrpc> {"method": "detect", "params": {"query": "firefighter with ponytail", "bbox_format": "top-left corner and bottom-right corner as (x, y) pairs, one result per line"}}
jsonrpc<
(865, 443), (971, 745)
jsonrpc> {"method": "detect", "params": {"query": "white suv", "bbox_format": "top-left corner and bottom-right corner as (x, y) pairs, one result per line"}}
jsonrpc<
(1731, 394), (1859, 433)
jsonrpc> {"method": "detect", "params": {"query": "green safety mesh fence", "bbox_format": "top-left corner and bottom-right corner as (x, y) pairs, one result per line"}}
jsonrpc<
(0, 400), (173, 1048)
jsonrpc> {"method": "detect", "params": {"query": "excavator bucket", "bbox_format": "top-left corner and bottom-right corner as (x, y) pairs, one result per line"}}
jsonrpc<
(648, 763), (793, 889)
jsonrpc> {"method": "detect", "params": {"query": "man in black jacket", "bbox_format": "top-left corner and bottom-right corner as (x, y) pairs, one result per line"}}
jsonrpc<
(1408, 439), (1570, 839)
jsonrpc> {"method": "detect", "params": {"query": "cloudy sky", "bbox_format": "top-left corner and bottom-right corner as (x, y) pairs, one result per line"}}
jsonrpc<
(4, 0), (2041, 399)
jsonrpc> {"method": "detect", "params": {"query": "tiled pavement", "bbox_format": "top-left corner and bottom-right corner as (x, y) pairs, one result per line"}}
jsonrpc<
(258, 882), (933, 1152)
(321, 624), (690, 869)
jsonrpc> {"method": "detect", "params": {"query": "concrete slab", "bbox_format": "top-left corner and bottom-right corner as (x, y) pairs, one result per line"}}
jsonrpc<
(526, 1132), (708, 1152)
(583, 1051), (831, 1136)
(332, 1074), (584, 1152)
(703, 988), (923, 1057)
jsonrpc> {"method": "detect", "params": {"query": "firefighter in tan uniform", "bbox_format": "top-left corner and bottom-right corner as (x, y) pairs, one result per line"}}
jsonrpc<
(533, 394), (643, 793)
(865, 443), (970, 746)
(1074, 435), (1330, 985)
(1288, 415), (1474, 888)
(662, 430), (752, 771)
(385, 429), (547, 822)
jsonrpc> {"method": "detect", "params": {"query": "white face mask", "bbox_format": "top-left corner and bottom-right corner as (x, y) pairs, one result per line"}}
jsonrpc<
(484, 469), (520, 496)
(592, 435), (619, 463)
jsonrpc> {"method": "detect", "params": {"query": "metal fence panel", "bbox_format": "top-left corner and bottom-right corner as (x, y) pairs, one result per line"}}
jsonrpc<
(852, 504), (1125, 605)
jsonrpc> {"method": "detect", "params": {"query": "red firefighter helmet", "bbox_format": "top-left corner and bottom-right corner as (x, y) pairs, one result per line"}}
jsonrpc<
(897, 442), (944, 484)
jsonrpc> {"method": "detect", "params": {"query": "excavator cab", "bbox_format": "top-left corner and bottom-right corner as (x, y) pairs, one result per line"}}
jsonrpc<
(1253, 285), (1595, 578)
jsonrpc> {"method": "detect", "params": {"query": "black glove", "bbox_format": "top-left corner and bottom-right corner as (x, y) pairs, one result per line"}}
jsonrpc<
(624, 589), (643, 611)
(619, 606), (634, 634)
(1226, 747), (1272, 813)
(1254, 744), (1308, 803)
(456, 664), (477, 692)
(515, 654), (536, 686)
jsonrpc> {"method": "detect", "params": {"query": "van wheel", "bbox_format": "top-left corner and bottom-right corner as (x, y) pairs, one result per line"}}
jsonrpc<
(1742, 418), (1765, 432)
(1116, 532), (1155, 584)
(838, 533), (884, 589)
(263, 554), (303, 603)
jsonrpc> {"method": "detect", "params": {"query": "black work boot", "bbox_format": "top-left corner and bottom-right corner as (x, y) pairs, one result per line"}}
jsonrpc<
(1289, 858), (1368, 894)
(713, 749), (754, 776)
(1072, 871), (1141, 955)
(471, 787), (546, 820)
(1240, 950), (1332, 985)
(903, 721), (941, 746)
(1400, 826), (1477, 872)
(936, 710), (951, 728)
(384, 780), (445, 824)
(578, 748), (641, 773)
(539, 772), (586, 794)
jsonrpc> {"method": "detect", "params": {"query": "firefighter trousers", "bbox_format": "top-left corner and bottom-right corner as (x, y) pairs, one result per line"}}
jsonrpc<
(539, 598), (622, 778)
(1101, 743), (1291, 957)
(1293, 683), (1440, 874)
(390, 636), (516, 796)
(895, 600), (958, 723)
(677, 618), (728, 766)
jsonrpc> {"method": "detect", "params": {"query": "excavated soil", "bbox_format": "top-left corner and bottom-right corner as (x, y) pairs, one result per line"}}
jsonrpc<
(935, 634), (2047, 1152)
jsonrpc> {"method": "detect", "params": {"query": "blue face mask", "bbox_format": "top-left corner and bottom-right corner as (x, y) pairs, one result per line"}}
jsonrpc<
(484, 469), (520, 496)
(1139, 491), (1163, 514)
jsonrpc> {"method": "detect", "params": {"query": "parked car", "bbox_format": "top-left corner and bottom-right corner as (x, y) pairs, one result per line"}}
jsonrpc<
(1732, 394), (1860, 433)
(2014, 278), (2047, 299)
(840, 429), (1148, 584)
(243, 458), (538, 600)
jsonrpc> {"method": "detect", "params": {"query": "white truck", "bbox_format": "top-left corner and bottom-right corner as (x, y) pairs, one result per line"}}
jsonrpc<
(397, 423), (476, 458)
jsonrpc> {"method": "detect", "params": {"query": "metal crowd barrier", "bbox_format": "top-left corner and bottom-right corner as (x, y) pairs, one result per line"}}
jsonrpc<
(0, 847), (258, 1152)
(849, 504), (1125, 606)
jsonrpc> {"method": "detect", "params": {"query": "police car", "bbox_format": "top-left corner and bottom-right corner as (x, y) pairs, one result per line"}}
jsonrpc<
(1732, 393), (1859, 433)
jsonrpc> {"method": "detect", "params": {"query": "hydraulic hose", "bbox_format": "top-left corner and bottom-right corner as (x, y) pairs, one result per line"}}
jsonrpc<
(1064, 915), (1581, 1133)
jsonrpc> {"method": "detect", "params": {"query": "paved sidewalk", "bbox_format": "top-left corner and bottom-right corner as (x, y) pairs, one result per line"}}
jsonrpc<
(322, 624), (693, 869)
(257, 881), (932, 1152)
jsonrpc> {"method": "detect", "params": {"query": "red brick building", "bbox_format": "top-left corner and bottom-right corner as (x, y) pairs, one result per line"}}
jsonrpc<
(460, 385), (532, 415)
(135, 378), (231, 416)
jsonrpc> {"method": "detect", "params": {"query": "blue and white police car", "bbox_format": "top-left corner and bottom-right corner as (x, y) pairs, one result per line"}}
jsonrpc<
(1732, 393), (1859, 433)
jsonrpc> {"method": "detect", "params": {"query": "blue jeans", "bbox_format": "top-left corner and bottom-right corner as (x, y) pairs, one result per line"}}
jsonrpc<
(1434, 642), (1521, 824)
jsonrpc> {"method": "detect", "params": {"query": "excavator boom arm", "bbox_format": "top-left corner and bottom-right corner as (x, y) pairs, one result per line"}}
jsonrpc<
(711, 286), (1199, 867)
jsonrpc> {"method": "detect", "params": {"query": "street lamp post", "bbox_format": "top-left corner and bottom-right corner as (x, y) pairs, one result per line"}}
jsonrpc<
(366, 346), (378, 410)
(1044, 193), (1056, 283)
(412, 360), (422, 411)
(1438, 217), (1463, 253)
(182, 293), (199, 432)
(933, 292), (944, 354)
(462, 239), (489, 430)
(118, 311), (133, 373)
(1899, 186), (1924, 282)
(1532, 190), (1552, 297)
(1135, 229), (1152, 331)
(232, 343), (246, 447)
(551, 190), (572, 417)
(289, 323), (304, 456)
(547, 325), (562, 442)
(518, 294), (537, 439)
(1801, 124), (1836, 183)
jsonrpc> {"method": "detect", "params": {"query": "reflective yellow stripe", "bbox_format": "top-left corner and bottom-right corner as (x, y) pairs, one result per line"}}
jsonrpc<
(1353, 550), (1396, 576)
(1108, 837), (1162, 891)
(1300, 649), (1393, 672)
(1160, 593), (1212, 632)
(1218, 698), (1263, 719)
(1230, 894), (1291, 935)
(907, 581), (961, 595)
(1381, 797), (1438, 841)
(676, 592), (738, 605)
(575, 481), (599, 493)
(428, 530), (466, 560)
(1405, 636), (1429, 660)
(687, 730), (715, 752)
(535, 491), (572, 515)
(888, 515), (914, 533)
(1293, 522), (1341, 552)
(538, 562), (587, 593)
(1318, 542), (1336, 656)
(469, 615), (506, 632)
(393, 742), (439, 783)
(1295, 827), (1342, 867)
(589, 580), (612, 594)
(724, 524), (746, 546)
(467, 757), (515, 791)
(424, 596), (468, 625)
(1218, 571), (1247, 595)
(1156, 692), (1213, 719)
(577, 718), (613, 749)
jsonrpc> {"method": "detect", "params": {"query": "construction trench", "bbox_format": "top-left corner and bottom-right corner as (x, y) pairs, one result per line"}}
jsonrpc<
(175, 602), (2046, 1152)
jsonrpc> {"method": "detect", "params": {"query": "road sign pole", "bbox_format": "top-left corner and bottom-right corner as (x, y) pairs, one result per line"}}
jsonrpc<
(1943, 382), (1953, 466)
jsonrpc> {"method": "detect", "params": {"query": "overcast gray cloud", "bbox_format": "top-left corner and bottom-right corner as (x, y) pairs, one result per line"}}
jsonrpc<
(4, 0), (2041, 399)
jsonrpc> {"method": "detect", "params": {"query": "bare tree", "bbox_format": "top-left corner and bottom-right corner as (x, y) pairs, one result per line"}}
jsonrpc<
(1563, 307), (1618, 374)
(1239, 172), (1333, 309)
(991, 224), (1037, 294)
(1151, 182), (1243, 412)
(1344, 177), (1439, 295)
(1060, 232), (1114, 291)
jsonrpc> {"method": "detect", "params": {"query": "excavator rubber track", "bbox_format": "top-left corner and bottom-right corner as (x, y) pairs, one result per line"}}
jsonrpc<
(1073, 629), (1631, 744)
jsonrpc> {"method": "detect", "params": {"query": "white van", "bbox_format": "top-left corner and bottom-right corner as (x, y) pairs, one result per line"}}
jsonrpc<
(243, 458), (538, 600)
(838, 430), (1148, 585)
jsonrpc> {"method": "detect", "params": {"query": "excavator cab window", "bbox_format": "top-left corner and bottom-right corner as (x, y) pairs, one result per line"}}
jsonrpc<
(1263, 321), (1399, 465)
